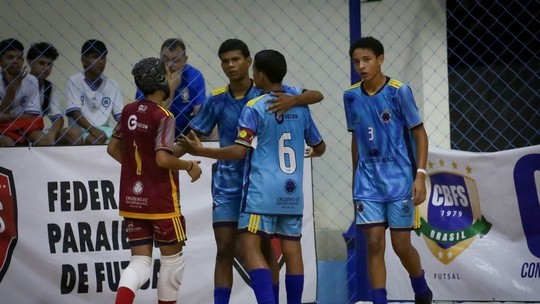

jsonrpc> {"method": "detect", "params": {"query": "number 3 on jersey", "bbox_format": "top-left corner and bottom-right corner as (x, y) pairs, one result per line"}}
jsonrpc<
(279, 132), (296, 174)
(368, 127), (374, 141)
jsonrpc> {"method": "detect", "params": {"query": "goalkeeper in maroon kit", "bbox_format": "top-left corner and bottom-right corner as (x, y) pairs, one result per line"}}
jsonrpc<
(107, 57), (202, 304)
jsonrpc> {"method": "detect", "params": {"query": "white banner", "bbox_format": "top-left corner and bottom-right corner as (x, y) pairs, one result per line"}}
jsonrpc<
(0, 144), (317, 303)
(385, 145), (540, 301)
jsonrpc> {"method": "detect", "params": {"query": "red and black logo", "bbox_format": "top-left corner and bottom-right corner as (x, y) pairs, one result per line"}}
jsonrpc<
(233, 238), (285, 285)
(0, 167), (18, 283)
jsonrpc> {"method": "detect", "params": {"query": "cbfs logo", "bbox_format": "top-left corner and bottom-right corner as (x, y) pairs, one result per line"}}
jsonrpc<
(415, 159), (491, 265)
(0, 167), (18, 283)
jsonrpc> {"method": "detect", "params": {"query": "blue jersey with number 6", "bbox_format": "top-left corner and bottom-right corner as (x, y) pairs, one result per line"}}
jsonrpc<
(235, 92), (323, 215)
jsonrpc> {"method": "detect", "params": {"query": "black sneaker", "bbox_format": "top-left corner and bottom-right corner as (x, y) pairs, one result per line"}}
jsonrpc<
(415, 289), (433, 304)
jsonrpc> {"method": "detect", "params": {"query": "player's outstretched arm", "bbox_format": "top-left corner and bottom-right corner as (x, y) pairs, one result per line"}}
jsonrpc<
(266, 90), (324, 116)
(107, 136), (122, 163)
(180, 131), (247, 160)
(156, 150), (202, 182)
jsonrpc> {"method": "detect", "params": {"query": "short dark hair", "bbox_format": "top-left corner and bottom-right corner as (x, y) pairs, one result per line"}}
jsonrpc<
(218, 39), (250, 58)
(253, 50), (286, 84)
(349, 36), (384, 58)
(161, 38), (186, 52)
(26, 42), (59, 62)
(81, 39), (108, 57)
(0, 38), (24, 57)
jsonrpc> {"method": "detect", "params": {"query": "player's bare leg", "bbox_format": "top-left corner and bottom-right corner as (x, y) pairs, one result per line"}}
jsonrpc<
(239, 232), (274, 304)
(390, 230), (432, 304)
(281, 239), (304, 304)
(213, 225), (237, 303)
(364, 225), (388, 304)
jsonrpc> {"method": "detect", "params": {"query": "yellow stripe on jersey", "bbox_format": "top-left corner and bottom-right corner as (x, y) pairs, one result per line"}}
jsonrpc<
(347, 81), (363, 90)
(413, 205), (421, 229)
(246, 95), (266, 107)
(173, 217), (187, 242)
(119, 210), (179, 219)
(388, 79), (403, 89)
(169, 170), (180, 214)
(248, 214), (261, 233)
(157, 103), (173, 116)
(211, 86), (228, 96)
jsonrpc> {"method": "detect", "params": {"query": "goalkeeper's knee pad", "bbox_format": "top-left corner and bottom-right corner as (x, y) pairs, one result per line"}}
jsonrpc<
(157, 251), (185, 301)
(118, 255), (152, 292)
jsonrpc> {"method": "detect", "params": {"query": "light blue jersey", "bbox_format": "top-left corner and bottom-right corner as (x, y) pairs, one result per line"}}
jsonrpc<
(343, 77), (422, 202)
(190, 83), (306, 204)
(236, 92), (323, 215)
(191, 84), (261, 204)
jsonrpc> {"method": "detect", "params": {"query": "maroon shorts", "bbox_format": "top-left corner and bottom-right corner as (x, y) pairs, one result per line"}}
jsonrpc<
(124, 216), (187, 246)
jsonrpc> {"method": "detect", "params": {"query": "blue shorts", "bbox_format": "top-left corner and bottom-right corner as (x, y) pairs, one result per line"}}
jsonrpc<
(354, 198), (416, 229)
(212, 198), (240, 227)
(238, 212), (303, 240)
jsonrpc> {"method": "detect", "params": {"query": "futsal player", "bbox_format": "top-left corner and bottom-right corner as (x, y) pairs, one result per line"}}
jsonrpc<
(107, 57), (202, 304)
(343, 36), (432, 304)
(182, 49), (326, 304)
(189, 39), (323, 304)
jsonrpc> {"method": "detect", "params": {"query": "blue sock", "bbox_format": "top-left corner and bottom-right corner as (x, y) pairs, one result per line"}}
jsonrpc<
(214, 287), (231, 304)
(273, 283), (280, 304)
(285, 274), (304, 304)
(371, 288), (388, 304)
(249, 268), (275, 304)
(410, 270), (430, 295)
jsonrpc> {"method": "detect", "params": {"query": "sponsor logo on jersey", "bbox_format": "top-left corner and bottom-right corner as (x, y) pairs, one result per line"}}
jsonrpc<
(415, 159), (491, 264)
(0, 167), (18, 283)
(275, 112), (284, 124)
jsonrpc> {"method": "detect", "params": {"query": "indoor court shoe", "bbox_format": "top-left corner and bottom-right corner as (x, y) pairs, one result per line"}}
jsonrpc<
(415, 289), (433, 304)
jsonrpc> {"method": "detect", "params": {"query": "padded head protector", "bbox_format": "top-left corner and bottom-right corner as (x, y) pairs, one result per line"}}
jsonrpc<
(132, 57), (170, 100)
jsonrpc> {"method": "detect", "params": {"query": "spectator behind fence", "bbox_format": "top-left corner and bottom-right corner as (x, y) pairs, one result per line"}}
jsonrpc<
(65, 39), (123, 145)
(188, 38), (324, 304)
(26, 42), (81, 145)
(136, 38), (206, 139)
(0, 38), (44, 147)
(182, 49), (326, 304)
(343, 36), (432, 304)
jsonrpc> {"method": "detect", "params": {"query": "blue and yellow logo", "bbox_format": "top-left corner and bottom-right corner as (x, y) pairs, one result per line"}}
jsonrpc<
(415, 159), (491, 265)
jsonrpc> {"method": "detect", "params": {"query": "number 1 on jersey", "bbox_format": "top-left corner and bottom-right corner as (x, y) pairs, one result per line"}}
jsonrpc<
(133, 141), (142, 175)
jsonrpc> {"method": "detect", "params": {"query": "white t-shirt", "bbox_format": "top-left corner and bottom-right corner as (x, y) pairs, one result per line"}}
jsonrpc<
(0, 72), (41, 116)
(65, 72), (123, 127)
